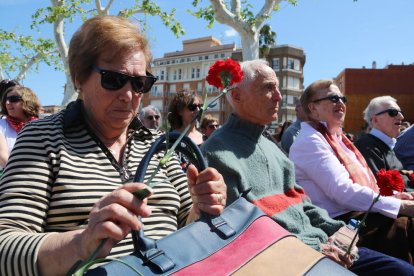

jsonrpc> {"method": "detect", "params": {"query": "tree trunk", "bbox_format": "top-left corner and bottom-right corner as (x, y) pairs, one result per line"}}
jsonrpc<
(240, 31), (260, 60)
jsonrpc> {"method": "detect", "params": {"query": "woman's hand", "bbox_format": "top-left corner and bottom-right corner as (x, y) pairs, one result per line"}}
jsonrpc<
(394, 192), (414, 200)
(79, 182), (153, 260)
(186, 164), (227, 217)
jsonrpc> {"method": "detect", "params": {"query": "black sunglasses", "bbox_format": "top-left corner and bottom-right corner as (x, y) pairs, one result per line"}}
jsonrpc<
(146, 115), (160, 120)
(375, 108), (403, 117)
(93, 65), (157, 93)
(6, 95), (22, 103)
(207, 124), (219, 129)
(187, 103), (203, 111)
(313, 95), (347, 104)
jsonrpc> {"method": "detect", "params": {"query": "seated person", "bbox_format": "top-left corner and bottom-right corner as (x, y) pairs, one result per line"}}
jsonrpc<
(281, 100), (307, 154)
(200, 114), (219, 141)
(202, 60), (414, 275)
(395, 125), (414, 171)
(168, 90), (204, 146)
(0, 85), (41, 168)
(0, 16), (226, 276)
(354, 96), (412, 189)
(139, 105), (161, 130)
(289, 80), (414, 264)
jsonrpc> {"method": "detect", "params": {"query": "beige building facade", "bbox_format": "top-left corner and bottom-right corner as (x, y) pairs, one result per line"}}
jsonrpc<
(144, 36), (306, 128)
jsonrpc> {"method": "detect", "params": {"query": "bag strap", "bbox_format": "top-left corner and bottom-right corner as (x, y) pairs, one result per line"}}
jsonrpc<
(131, 132), (211, 272)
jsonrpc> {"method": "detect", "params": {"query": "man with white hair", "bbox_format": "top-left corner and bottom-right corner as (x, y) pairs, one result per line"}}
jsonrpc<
(139, 105), (161, 130)
(202, 60), (414, 274)
(355, 96), (412, 189)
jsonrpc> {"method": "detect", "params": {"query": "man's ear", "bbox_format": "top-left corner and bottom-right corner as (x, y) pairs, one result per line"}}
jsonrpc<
(230, 88), (242, 103)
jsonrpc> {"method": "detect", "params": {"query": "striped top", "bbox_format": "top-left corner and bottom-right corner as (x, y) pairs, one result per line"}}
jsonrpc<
(0, 100), (192, 276)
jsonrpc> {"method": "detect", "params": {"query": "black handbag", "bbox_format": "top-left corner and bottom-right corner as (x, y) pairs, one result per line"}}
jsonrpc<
(86, 133), (353, 275)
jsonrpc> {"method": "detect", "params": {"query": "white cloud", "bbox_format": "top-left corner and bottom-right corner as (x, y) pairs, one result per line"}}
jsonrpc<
(224, 28), (238, 38)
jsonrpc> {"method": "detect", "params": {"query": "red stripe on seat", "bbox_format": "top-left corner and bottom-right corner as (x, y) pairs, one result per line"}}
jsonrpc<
(252, 188), (306, 217)
(173, 216), (290, 275)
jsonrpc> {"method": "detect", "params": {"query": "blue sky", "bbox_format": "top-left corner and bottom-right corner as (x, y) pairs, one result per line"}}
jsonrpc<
(1, 0), (413, 106)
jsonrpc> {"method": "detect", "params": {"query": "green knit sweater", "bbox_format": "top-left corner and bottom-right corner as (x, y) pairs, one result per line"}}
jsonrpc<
(202, 114), (344, 250)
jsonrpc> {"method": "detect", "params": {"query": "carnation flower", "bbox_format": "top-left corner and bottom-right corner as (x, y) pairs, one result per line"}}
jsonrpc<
(376, 169), (405, 196)
(347, 168), (404, 256)
(206, 59), (243, 89)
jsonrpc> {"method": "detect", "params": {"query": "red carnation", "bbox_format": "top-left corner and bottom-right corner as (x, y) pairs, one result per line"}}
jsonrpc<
(206, 59), (243, 89)
(376, 169), (405, 196)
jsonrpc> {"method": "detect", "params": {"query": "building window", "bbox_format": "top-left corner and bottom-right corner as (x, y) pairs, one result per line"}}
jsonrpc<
(191, 68), (196, 79)
(196, 68), (200, 78)
(287, 58), (300, 71)
(160, 70), (165, 81)
(204, 55), (209, 60)
(272, 58), (280, 71)
(173, 70), (177, 80)
(220, 53), (225, 58)
(214, 54), (219, 59)
(178, 69), (182, 80)
(287, 76), (300, 90)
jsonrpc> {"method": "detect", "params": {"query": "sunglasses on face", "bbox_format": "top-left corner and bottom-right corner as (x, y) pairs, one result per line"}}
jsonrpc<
(5, 95), (22, 103)
(313, 95), (347, 104)
(146, 115), (160, 120)
(375, 108), (403, 117)
(93, 65), (157, 93)
(187, 103), (203, 111)
(207, 124), (219, 130)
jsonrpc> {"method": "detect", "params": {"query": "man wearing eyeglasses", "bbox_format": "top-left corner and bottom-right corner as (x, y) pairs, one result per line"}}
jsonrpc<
(355, 96), (413, 190)
(139, 105), (161, 130)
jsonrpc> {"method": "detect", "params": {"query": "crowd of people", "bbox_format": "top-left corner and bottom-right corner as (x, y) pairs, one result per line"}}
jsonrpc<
(0, 15), (413, 275)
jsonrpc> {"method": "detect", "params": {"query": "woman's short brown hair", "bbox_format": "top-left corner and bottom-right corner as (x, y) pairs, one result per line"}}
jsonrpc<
(68, 16), (152, 89)
(1, 86), (41, 118)
(167, 90), (201, 130)
(301, 79), (334, 115)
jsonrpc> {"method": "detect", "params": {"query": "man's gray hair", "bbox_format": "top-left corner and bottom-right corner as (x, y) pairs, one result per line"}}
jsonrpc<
(139, 105), (161, 121)
(226, 59), (270, 107)
(363, 95), (397, 127)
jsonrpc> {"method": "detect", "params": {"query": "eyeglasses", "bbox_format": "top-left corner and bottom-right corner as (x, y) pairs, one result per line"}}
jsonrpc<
(93, 65), (157, 93)
(207, 124), (219, 130)
(5, 95), (22, 103)
(312, 95), (347, 104)
(187, 103), (203, 111)
(146, 115), (160, 120)
(375, 108), (403, 117)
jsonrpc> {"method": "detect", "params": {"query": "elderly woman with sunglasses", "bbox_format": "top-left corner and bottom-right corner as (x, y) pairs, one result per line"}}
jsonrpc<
(355, 96), (413, 190)
(0, 16), (227, 276)
(289, 79), (414, 264)
(0, 85), (40, 168)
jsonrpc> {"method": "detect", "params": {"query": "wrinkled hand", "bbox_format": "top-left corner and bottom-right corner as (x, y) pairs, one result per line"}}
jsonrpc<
(399, 200), (414, 217)
(186, 164), (227, 216)
(79, 183), (153, 260)
(394, 192), (414, 200)
(321, 237), (356, 268)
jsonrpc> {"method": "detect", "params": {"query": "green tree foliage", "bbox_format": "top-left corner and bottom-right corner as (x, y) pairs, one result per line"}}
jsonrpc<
(0, 0), (185, 104)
